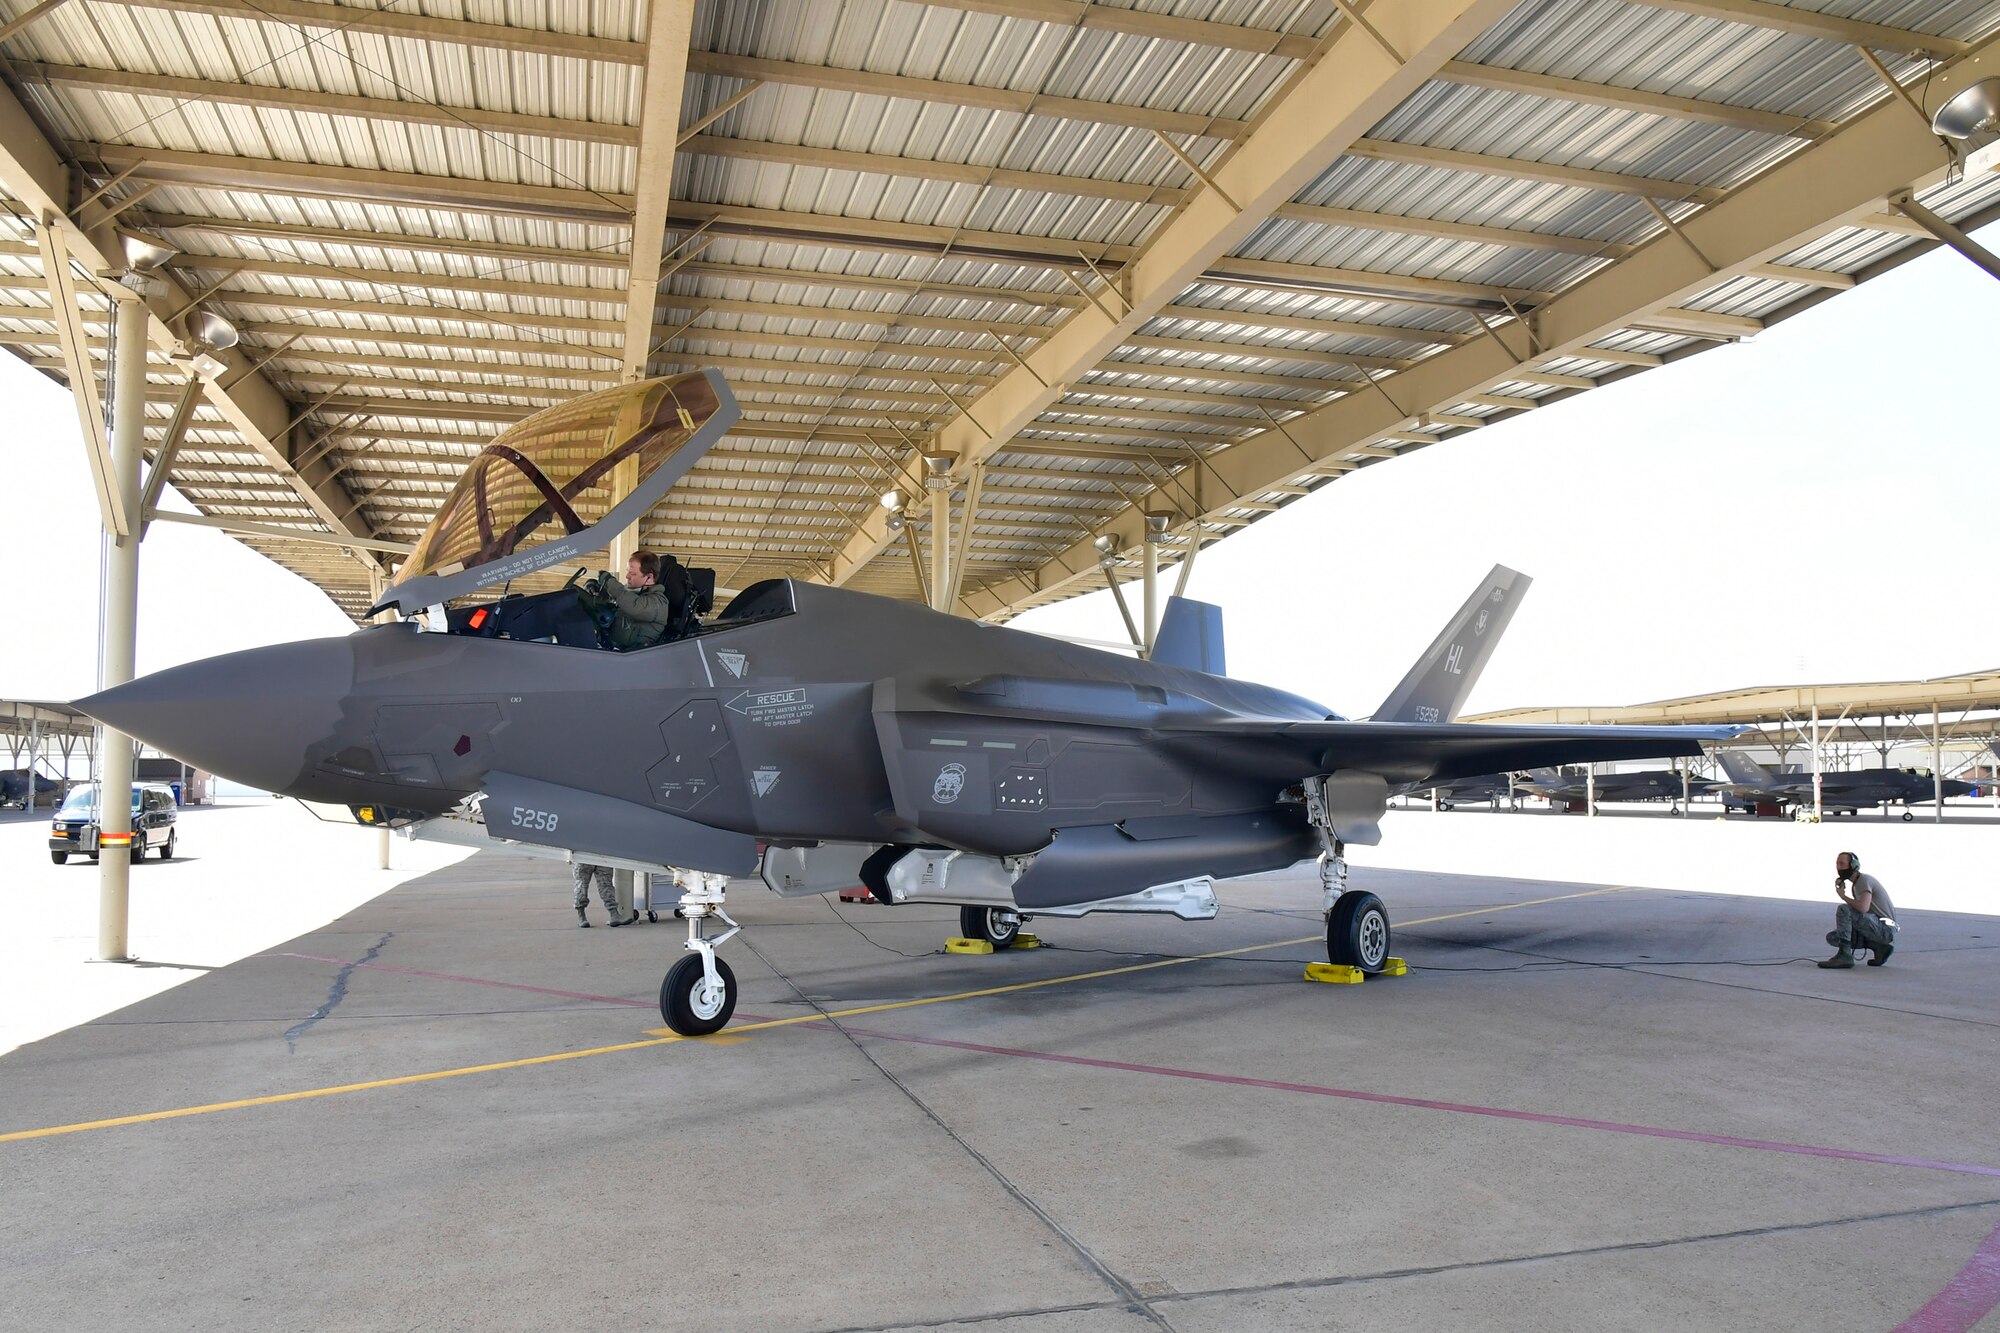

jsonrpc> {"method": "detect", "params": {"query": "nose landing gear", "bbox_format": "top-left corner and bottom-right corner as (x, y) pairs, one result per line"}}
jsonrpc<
(658, 870), (740, 1035)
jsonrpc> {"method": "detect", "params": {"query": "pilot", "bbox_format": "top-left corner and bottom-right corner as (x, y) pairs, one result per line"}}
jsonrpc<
(1818, 851), (1897, 968)
(581, 550), (683, 650)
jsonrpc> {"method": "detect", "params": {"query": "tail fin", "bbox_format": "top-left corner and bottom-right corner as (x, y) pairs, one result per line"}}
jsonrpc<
(1714, 751), (1774, 786)
(1371, 565), (1529, 723)
(1151, 596), (1226, 675)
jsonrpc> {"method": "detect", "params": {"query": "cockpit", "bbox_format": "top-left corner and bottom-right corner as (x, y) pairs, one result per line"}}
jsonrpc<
(430, 574), (799, 650)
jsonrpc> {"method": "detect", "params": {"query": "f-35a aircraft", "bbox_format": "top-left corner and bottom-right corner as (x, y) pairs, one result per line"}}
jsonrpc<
(1, 767), (61, 810)
(1517, 766), (1717, 814)
(1713, 751), (1974, 819)
(80, 372), (1736, 1035)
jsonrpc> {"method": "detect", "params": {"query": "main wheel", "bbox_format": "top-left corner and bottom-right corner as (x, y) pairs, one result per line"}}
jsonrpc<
(1902, 810), (1914, 822)
(660, 954), (736, 1036)
(50, 851), (67, 865)
(959, 905), (1021, 949)
(1327, 890), (1391, 973)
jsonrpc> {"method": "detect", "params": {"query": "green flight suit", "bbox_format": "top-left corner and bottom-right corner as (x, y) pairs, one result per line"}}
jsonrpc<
(582, 576), (674, 650)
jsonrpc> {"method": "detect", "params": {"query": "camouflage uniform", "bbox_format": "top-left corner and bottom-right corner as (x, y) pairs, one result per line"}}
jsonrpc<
(1830, 872), (1898, 955)
(571, 861), (617, 916)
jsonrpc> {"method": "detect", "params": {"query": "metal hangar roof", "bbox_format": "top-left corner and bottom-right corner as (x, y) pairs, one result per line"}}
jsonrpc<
(1, 0), (1996, 620)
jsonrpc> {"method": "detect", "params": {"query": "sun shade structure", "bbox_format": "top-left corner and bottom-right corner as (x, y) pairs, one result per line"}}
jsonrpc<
(1, 0), (1998, 620)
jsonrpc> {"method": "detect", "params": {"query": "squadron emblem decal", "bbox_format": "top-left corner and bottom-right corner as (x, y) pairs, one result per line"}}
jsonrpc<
(932, 762), (967, 805)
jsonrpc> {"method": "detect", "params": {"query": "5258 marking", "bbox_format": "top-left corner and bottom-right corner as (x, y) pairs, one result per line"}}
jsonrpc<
(511, 805), (559, 832)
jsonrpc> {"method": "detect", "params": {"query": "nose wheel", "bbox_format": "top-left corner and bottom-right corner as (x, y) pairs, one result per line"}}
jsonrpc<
(657, 870), (740, 1036)
(1327, 890), (1391, 973)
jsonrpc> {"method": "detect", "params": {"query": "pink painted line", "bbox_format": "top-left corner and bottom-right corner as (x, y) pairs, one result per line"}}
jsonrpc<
(818, 1023), (2000, 1182)
(269, 952), (651, 1008)
(1897, 1217), (2000, 1332)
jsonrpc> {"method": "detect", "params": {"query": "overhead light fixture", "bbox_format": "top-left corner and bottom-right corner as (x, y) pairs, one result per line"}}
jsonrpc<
(1092, 534), (1116, 556)
(1144, 511), (1173, 537)
(885, 510), (905, 532)
(1934, 78), (2000, 178)
(923, 451), (957, 479)
(116, 230), (177, 273)
(879, 488), (904, 511)
(187, 308), (239, 352)
(1932, 78), (2000, 140)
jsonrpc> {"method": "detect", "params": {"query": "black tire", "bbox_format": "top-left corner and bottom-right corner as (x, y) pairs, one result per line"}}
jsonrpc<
(1327, 890), (1391, 973)
(89, 852), (99, 863)
(1902, 810), (1914, 822)
(50, 851), (67, 865)
(858, 845), (904, 904)
(959, 905), (1021, 949)
(160, 834), (175, 861)
(659, 954), (736, 1036)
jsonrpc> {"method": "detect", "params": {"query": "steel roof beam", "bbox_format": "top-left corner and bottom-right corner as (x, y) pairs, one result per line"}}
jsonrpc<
(686, 50), (1253, 139)
(144, 214), (634, 272)
(671, 261), (1081, 310)
(77, 142), (636, 224)
(1346, 138), (1726, 203)
(1155, 302), (1473, 346)
(1434, 60), (1836, 138)
(622, 0), (695, 387)
(956, 25), (2000, 620)
(680, 133), (1190, 208)
(23, 62), (641, 147)
(97, 0), (645, 63)
(919, 0), (1321, 59)
(662, 201), (1136, 270)
(1630, 0), (1967, 58)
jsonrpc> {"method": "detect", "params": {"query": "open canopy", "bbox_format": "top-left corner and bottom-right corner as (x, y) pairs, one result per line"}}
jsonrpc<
(370, 369), (739, 615)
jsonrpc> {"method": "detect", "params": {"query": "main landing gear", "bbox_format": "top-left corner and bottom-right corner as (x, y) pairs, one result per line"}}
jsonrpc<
(658, 870), (740, 1035)
(959, 905), (1023, 949)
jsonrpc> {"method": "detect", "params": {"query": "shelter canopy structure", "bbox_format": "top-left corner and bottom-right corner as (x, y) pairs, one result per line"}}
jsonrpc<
(1, 0), (1998, 621)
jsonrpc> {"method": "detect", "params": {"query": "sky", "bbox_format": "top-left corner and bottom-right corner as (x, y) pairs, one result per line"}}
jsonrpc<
(1, 227), (1996, 715)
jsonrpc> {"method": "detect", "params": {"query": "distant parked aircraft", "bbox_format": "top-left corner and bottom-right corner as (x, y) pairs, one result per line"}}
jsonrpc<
(1713, 751), (1975, 819)
(1518, 766), (1715, 815)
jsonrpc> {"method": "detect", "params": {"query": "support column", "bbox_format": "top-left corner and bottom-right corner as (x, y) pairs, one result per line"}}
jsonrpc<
(1933, 704), (1944, 823)
(26, 716), (41, 811)
(925, 453), (955, 612)
(1141, 511), (1170, 655)
(1586, 766), (1596, 817)
(1811, 703), (1823, 823)
(96, 290), (148, 962)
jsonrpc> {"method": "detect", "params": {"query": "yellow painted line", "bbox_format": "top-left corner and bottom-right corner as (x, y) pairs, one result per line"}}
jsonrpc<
(1, 884), (1640, 1145)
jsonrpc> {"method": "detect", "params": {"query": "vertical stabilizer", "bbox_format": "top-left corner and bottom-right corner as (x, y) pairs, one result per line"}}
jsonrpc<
(1714, 751), (1776, 786)
(1371, 565), (1529, 723)
(1151, 597), (1226, 675)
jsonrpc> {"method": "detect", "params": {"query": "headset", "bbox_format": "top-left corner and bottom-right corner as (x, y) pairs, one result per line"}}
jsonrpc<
(1837, 851), (1861, 878)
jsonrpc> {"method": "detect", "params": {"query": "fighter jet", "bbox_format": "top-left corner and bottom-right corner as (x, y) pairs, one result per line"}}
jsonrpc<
(79, 371), (1736, 1035)
(1712, 751), (1975, 819)
(1412, 772), (1525, 810)
(1517, 766), (1716, 814)
(1, 767), (61, 810)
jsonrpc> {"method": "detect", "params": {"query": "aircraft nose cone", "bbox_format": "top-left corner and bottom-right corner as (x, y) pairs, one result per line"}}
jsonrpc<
(77, 637), (356, 796)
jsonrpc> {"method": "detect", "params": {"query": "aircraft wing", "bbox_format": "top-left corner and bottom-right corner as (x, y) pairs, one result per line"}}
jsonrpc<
(1156, 717), (1739, 788)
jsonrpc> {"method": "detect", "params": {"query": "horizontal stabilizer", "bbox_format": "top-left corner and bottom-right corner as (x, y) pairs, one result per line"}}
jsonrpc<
(1372, 565), (1529, 723)
(1151, 597), (1226, 675)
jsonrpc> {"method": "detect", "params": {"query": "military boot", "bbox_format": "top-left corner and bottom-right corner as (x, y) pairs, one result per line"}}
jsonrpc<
(576, 906), (591, 928)
(1817, 947), (1853, 969)
(1867, 939), (1893, 966)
